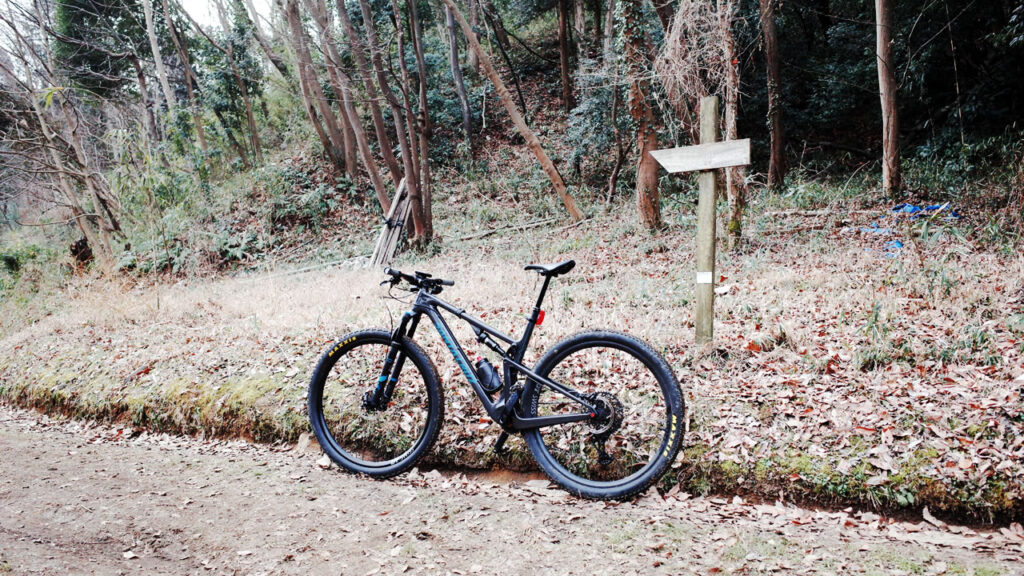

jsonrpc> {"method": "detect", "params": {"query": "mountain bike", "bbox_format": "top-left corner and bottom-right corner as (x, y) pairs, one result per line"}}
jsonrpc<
(307, 260), (685, 499)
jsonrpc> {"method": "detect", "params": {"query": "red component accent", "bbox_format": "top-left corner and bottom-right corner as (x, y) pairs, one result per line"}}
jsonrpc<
(536, 310), (545, 326)
(589, 412), (596, 418)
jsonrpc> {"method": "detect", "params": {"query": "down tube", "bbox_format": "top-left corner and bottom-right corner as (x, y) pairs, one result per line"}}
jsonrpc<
(423, 308), (500, 417)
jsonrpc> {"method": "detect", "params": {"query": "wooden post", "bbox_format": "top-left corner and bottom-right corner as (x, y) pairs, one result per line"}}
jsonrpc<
(371, 179), (409, 268)
(695, 96), (719, 345)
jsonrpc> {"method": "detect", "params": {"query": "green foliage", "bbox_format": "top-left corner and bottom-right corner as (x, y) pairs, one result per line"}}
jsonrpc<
(267, 167), (352, 230)
(505, 0), (556, 27)
(0, 242), (44, 290)
(53, 0), (148, 97)
(739, 0), (1024, 174)
(197, 0), (264, 164)
(566, 59), (630, 191)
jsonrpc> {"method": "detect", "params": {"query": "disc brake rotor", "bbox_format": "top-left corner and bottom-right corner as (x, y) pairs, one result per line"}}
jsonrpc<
(587, 392), (624, 438)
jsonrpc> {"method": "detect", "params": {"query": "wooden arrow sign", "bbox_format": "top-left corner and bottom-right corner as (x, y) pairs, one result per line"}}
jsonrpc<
(649, 139), (751, 174)
(649, 98), (753, 345)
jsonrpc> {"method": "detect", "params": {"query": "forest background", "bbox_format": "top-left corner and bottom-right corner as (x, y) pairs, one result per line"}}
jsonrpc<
(1, 0), (1024, 520)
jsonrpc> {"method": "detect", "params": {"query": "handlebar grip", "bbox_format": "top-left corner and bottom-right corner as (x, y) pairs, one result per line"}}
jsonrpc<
(440, 279), (454, 286)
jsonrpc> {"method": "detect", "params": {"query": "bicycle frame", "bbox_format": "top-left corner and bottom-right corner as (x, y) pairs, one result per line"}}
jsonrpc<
(372, 282), (598, 432)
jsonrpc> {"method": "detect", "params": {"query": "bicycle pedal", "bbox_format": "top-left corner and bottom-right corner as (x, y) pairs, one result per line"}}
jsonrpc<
(493, 432), (509, 454)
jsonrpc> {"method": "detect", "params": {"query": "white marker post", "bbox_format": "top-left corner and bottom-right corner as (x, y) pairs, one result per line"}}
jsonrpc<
(650, 96), (751, 345)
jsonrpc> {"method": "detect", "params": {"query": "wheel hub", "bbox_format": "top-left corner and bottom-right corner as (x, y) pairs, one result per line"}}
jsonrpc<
(587, 392), (624, 438)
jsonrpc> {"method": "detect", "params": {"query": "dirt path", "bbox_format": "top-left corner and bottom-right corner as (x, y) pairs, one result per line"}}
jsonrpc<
(1, 404), (1020, 576)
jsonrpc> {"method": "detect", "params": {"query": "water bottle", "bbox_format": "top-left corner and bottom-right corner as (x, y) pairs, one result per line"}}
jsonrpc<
(474, 358), (502, 394)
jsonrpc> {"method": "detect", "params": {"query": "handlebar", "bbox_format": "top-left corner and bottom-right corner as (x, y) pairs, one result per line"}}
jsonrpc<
(383, 267), (454, 293)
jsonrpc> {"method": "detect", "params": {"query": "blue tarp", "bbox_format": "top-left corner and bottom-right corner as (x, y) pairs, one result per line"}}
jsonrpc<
(891, 202), (962, 220)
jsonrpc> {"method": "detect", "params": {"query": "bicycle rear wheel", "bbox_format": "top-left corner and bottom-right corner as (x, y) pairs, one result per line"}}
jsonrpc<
(523, 331), (684, 499)
(308, 330), (443, 478)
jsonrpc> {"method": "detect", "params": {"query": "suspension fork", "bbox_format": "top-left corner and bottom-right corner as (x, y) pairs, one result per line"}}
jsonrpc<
(365, 311), (421, 411)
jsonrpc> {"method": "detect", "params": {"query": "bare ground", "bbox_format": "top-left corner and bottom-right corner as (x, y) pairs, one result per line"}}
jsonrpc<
(1, 404), (1021, 576)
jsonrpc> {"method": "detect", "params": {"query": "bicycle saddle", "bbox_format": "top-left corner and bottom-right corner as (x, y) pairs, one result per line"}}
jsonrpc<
(525, 259), (576, 277)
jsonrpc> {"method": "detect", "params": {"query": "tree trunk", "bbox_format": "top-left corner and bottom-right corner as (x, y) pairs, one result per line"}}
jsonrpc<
(338, 87), (359, 176)
(480, 7), (530, 123)
(445, 5), (473, 150)
(723, 4), (746, 249)
(442, 0), (583, 221)
(467, 0), (480, 73)
(482, 0), (510, 51)
(875, 0), (901, 196)
(760, 0), (785, 189)
(213, 108), (251, 168)
(651, 0), (674, 31)
(302, 0), (391, 212)
(129, 56), (159, 144)
(141, 0), (176, 114)
(558, 0), (575, 112)
(603, 0), (616, 61)
(622, 0), (660, 229)
(408, 0), (433, 242)
(574, 0), (586, 41)
(242, 0), (293, 82)
(591, 0), (603, 51)
(335, 0), (402, 186)
(35, 111), (113, 268)
(296, 64), (339, 168)
(283, 0), (349, 173)
(386, 0), (426, 239)
(606, 65), (626, 202)
(358, 0), (421, 221)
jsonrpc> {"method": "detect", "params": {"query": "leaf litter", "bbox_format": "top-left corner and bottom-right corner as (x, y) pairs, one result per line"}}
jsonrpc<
(0, 208), (1022, 522)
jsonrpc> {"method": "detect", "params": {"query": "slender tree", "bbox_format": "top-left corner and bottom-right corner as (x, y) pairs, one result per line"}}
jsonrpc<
(445, 4), (472, 150)
(722, 0), (746, 249)
(241, 0), (292, 82)
(335, 0), (402, 185)
(573, 0), (585, 40)
(622, 0), (661, 229)
(557, 0), (575, 111)
(760, 0), (785, 188)
(386, 0), (427, 239)
(875, 0), (901, 196)
(602, 0), (615, 59)
(357, 0), (421, 222)
(408, 0), (433, 241)
(302, 0), (391, 211)
(441, 0), (583, 221)
(140, 0), (176, 113)
(213, 0), (263, 164)
(282, 0), (352, 174)
(162, 0), (209, 156)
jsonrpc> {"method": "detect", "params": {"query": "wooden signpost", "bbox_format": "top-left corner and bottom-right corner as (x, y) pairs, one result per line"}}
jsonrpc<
(650, 96), (751, 345)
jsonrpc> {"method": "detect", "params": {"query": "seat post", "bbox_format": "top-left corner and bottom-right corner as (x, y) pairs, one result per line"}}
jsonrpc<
(533, 275), (553, 312)
(515, 275), (552, 357)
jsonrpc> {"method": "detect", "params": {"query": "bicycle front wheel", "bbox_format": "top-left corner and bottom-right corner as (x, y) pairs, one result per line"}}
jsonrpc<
(523, 331), (684, 499)
(308, 330), (443, 478)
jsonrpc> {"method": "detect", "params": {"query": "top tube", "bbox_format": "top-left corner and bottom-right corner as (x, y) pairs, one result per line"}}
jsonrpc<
(415, 291), (517, 346)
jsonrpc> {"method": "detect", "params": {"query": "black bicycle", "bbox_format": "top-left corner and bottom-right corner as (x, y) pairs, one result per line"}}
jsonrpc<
(307, 260), (684, 499)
